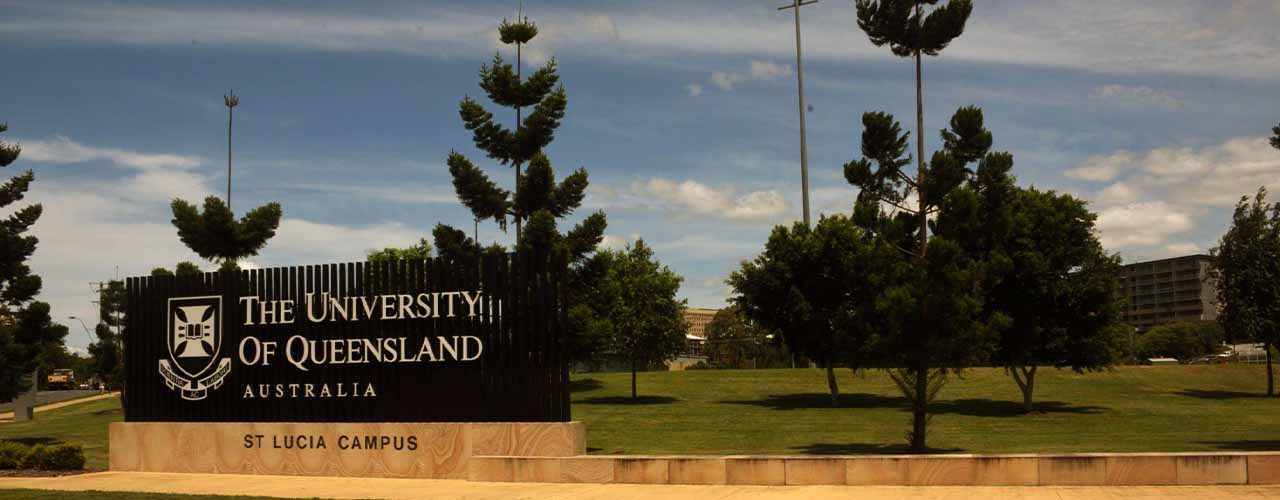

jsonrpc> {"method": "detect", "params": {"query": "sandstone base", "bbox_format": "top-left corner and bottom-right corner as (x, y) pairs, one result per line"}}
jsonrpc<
(109, 421), (584, 479)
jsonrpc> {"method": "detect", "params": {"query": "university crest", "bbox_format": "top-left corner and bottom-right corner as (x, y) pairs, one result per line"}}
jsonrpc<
(158, 296), (231, 400)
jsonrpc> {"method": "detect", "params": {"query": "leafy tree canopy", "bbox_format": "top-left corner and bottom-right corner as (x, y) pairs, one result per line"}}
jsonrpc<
(1212, 187), (1280, 395)
(170, 196), (282, 264)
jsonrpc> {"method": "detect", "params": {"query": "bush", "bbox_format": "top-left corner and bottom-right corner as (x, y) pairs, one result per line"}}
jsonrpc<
(686, 361), (710, 370)
(41, 444), (85, 470)
(0, 441), (26, 469)
(0, 441), (85, 470)
(1136, 321), (1224, 362)
(18, 444), (46, 469)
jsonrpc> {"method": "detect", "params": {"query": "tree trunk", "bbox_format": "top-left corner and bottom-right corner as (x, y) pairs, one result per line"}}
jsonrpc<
(514, 40), (523, 242)
(910, 361), (928, 453)
(1020, 366), (1038, 413)
(631, 358), (638, 399)
(1267, 342), (1274, 397)
(825, 359), (840, 407)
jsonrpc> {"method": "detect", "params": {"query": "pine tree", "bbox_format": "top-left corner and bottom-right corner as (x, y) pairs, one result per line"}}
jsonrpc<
(171, 93), (282, 268)
(852, 0), (974, 454)
(0, 121), (55, 401)
(441, 11), (604, 259)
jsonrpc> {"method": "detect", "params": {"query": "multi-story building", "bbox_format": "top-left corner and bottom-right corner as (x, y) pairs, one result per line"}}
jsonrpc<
(1117, 254), (1218, 333)
(682, 307), (719, 357)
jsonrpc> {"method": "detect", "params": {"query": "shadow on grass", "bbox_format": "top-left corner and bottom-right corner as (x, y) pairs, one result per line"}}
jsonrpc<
(793, 442), (963, 455)
(929, 399), (1107, 418)
(576, 395), (679, 405)
(1198, 440), (1280, 451)
(569, 378), (604, 393)
(2, 437), (62, 446)
(719, 392), (907, 410)
(92, 408), (121, 417)
(1176, 389), (1269, 400)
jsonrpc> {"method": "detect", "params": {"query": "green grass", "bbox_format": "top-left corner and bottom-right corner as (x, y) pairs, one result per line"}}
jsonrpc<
(0, 397), (119, 469)
(572, 365), (1280, 455)
(2, 365), (1276, 468)
(0, 490), (303, 500)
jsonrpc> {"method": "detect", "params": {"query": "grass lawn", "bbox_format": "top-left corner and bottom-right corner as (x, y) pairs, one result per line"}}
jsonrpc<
(2, 365), (1277, 468)
(0, 490), (292, 500)
(0, 397), (119, 469)
(573, 364), (1280, 455)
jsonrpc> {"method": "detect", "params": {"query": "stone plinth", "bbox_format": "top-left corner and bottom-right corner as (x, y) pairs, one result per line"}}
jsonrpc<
(109, 421), (584, 479)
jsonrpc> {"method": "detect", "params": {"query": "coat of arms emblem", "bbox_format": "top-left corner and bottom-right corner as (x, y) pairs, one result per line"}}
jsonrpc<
(158, 296), (231, 400)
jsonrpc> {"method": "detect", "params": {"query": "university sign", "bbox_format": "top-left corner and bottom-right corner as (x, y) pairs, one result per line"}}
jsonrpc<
(121, 252), (570, 423)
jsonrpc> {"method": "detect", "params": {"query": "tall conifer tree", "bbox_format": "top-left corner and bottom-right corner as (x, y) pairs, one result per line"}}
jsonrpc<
(442, 10), (604, 260)
(0, 121), (63, 402)
(852, 0), (974, 454)
(171, 93), (282, 268)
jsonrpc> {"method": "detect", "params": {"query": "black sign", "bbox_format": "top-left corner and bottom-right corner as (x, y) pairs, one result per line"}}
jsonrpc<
(123, 252), (569, 422)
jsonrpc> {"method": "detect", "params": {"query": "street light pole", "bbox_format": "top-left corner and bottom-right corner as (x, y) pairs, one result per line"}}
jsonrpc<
(779, 0), (817, 228)
(67, 316), (94, 345)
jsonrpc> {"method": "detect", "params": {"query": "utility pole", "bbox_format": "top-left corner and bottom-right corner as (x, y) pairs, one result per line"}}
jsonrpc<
(779, 0), (816, 228)
(224, 90), (239, 213)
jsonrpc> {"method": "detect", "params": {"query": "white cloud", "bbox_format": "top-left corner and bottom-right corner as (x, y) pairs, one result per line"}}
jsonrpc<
(1095, 202), (1195, 250)
(7, 3), (1280, 78)
(20, 140), (427, 353)
(748, 60), (793, 80)
(1065, 151), (1133, 182)
(709, 71), (743, 91)
(1074, 136), (1280, 208)
(684, 83), (704, 97)
(1075, 136), (1280, 257)
(1090, 84), (1185, 108)
(706, 60), (793, 92)
(1094, 181), (1139, 206)
(581, 14), (619, 39)
(20, 135), (204, 170)
(629, 178), (790, 223)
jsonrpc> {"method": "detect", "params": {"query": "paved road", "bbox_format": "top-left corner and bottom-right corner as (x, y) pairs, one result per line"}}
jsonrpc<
(0, 390), (101, 413)
(2, 472), (1279, 499)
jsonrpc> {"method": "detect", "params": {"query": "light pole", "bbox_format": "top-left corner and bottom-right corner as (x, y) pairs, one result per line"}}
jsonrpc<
(779, 0), (817, 228)
(67, 316), (94, 345)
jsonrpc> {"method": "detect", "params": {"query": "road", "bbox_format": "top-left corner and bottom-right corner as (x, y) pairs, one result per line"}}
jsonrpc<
(0, 390), (102, 413)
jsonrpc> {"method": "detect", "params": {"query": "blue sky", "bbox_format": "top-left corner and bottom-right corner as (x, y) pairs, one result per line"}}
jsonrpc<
(2, 0), (1279, 352)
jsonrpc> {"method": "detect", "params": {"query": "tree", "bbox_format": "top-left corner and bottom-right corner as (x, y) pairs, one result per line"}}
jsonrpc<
(440, 11), (607, 368)
(844, 105), (1004, 451)
(172, 93), (282, 268)
(973, 187), (1125, 412)
(150, 261), (202, 278)
(0, 302), (67, 401)
(1271, 123), (1279, 150)
(1211, 187), (1280, 396)
(366, 238), (432, 263)
(730, 215), (886, 406)
(704, 306), (772, 369)
(441, 11), (603, 252)
(1136, 321), (1223, 362)
(171, 197), (282, 267)
(601, 240), (686, 399)
(0, 121), (51, 402)
(87, 323), (120, 389)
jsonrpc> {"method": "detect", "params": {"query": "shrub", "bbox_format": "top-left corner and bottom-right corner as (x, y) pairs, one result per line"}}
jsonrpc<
(0, 441), (85, 470)
(42, 443), (86, 470)
(0, 441), (26, 469)
(18, 444), (46, 469)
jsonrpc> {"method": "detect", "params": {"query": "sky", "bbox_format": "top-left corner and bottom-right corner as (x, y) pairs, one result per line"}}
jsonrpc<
(2, 0), (1279, 354)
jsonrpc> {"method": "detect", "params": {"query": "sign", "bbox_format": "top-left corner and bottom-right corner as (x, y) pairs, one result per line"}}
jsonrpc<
(123, 252), (569, 422)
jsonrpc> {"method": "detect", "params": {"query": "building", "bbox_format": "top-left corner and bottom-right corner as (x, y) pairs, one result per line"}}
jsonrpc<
(667, 307), (719, 370)
(1117, 254), (1218, 333)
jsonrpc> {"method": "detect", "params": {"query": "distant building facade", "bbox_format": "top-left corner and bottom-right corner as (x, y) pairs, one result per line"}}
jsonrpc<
(1118, 254), (1218, 333)
(669, 307), (719, 370)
